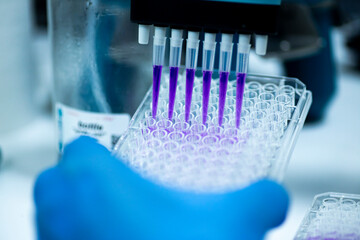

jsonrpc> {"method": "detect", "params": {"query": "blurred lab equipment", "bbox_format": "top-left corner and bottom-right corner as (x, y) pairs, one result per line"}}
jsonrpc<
(0, 0), (36, 168)
(48, 0), (152, 151)
(0, 0), (36, 134)
(34, 136), (289, 240)
(338, 0), (360, 71)
(283, 0), (336, 123)
(264, 0), (341, 123)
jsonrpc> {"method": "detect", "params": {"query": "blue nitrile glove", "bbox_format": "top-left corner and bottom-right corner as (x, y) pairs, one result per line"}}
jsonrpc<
(34, 136), (289, 240)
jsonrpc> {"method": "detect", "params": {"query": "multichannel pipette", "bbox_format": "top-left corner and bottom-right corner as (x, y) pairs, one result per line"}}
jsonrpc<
(132, 0), (280, 48)
(152, 27), (166, 118)
(150, 29), (251, 125)
(218, 34), (233, 126)
(202, 33), (216, 124)
(132, 0), (282, 122)
(150, 29), (252, 126)
(235, 35), (251, 128)
(184, 31), (199, 122)
(168, 29), (183, 120)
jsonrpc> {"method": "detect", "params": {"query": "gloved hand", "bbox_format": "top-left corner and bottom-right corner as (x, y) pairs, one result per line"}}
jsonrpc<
(34, 136), (289, 240)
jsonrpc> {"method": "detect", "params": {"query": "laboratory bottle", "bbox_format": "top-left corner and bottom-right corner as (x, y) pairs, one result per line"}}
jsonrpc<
(48, 0), (152, 151)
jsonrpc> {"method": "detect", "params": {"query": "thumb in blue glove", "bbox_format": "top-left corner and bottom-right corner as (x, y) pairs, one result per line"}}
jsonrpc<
(34, 136), (289, 240)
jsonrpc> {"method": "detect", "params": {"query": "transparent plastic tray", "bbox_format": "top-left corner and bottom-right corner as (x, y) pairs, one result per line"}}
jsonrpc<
(114, 72), (312, 192)
(294, 192), (360, 240)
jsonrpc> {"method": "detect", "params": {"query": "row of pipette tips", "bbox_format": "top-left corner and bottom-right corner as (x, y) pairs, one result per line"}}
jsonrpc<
(149, 26), (252, 128)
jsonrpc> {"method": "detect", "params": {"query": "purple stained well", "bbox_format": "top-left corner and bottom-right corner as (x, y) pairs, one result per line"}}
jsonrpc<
(202, 70), (212, 124)
(152, 65), (163, 118)
(218, 71), (230, 126)
(185, 68), (196, 122)
(235, 72), (246, 128)
(168, 66), (179, 120)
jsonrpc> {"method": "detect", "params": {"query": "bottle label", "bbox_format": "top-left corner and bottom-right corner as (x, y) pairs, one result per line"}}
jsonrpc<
(56, 103), (130, 152)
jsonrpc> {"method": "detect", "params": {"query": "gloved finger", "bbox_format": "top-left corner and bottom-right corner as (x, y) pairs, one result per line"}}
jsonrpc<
(60, 136), (114, 173)
(59, 136), (175, 202)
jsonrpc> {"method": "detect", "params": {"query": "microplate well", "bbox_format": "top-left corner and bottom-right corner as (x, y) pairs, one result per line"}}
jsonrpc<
(114, 71), (312, 193)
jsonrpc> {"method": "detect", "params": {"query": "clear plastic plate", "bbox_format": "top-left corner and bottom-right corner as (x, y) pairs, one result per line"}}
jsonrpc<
(114, 71), (312, 193)
(294, 192), (360, 240)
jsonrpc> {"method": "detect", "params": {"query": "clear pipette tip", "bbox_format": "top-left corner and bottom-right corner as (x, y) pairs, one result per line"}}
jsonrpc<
(152, 27), (166, 118)
(218, 33), (233, 126)
(168, 29), (183, 120)
(235, 36), (251, 128)
(185, 31), (200, 122)
(202, 33), (216, 124)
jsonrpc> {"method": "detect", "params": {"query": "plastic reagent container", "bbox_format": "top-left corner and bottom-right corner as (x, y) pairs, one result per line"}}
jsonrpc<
(48, 0), (152, 151)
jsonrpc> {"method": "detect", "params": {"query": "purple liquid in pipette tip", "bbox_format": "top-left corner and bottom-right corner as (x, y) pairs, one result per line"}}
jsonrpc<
(168, 66), (179, 120)
(235, 72), (246, 128)
(218, 71), (230, 126)
(202, 70), (212, 124)
(185, 68), (196, 122)
(152, 65), (163, 118)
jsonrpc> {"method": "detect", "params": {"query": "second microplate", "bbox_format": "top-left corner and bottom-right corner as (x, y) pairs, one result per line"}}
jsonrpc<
(114, 71), (312, 193)
(294, 192), (360, 240)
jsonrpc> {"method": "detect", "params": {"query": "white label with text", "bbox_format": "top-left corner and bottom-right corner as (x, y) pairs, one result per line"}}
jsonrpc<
(56, 103), (130, 151)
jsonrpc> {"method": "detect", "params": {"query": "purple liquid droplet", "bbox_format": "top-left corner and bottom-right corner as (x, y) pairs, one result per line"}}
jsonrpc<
(235, 72), (246, 128)
(218, 71), (229, 126)
(152, 65), (163, 118)
(202, 70), (212, 124)
(168, 66), (179, 120)
(185, 68), (196, 122)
